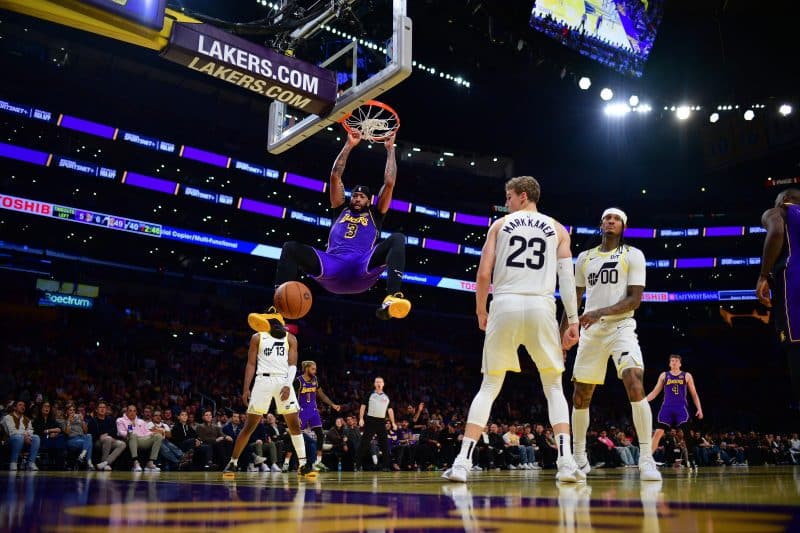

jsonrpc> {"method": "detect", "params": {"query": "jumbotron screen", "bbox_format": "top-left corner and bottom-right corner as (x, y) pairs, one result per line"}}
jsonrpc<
(530, 0), (663, 77)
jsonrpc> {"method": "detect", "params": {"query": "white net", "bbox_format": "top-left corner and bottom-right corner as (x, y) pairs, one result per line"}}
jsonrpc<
(343, 102), (399, 142)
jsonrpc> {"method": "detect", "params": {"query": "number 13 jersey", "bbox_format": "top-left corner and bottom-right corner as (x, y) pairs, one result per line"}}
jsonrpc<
(257, 332), (289, 375)
(492, 211), (560, 297)
(575, 245), (646, 321)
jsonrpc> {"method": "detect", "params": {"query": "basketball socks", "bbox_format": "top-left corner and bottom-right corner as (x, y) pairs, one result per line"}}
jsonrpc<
(230, 458), (238, 467)
(556, 433), (572, 461)
(572, 408), (590, 461)
(456, 437), (477, 464)
(291, 434), (307, 467)
(631, 399), (653, 460)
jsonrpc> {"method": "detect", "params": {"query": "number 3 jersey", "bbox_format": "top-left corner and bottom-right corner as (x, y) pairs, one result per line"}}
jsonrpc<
(256, 332), (289, 375)
(575, 244), (646, 321)
(492, 211), (560, 297)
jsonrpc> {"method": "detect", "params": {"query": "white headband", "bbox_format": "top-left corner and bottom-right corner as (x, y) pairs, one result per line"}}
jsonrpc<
(601, 207), (628, 225)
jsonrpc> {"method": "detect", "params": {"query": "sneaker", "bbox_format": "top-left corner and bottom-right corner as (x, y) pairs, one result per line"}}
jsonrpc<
(247, 306), (285, 333)
(26, 462), (39, 471)
(574, 455), (591, 476)
(247, 464), (258, 472)
(313, 462), (329, 472)
(96, 461), (108, 471)
(102, 464), (112, 471)
(441, 461), (470, 483)
(132, 461), (143, 472)
(271, 464), (282, 473)
(639, 457), (662, 481)
(298, 463), (318, 479)
(253, 455), (267, 466)
(556, 458), (585, 483)
(145, 462), (161, 473)
(87, 461), (95, 471)
(376, 293), (411, 320)
(530, 463), (542, 470)
(471, 465), (482, 472)
(222, 461), (238, 476)
(508, 464), (518, 470)
(259, 464), (270, 473)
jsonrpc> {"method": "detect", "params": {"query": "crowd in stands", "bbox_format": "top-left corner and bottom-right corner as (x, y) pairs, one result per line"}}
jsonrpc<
(3, 296), (800, 474)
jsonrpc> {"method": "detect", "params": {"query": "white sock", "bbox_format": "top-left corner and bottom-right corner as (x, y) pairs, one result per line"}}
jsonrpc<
(78, 450), (87, 460)
(556, 433), (572, 461)
(572, 408), (589, 459)
(315, 455), (322, 464)
(457, 437), (477, 464)
(290, 434), (307, 466)
(631, 399), (653, 460)
(372, 454), (378, 465)
(283, 457), (290, 466)
(230, 458), (238, 466)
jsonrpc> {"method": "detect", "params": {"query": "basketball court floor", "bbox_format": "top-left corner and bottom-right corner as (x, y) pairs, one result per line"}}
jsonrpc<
(4, 466), (800, 531)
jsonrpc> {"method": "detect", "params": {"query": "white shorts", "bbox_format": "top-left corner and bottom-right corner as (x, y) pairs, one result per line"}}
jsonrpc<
(482, 294), (564, 376)
(573, 318), (643, 385)
(247, 376), (299, 415)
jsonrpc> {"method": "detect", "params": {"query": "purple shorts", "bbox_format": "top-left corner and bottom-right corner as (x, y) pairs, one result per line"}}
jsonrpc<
(299, 409), (322, 430)
(657, 406), (689, 428)
(311, 249), (386, 295)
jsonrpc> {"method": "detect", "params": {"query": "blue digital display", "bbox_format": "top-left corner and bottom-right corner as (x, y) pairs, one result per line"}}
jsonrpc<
(79, 0), (167, 30)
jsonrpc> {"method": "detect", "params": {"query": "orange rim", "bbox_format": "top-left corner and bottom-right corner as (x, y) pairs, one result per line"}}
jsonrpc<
(340, 100), (400, 141)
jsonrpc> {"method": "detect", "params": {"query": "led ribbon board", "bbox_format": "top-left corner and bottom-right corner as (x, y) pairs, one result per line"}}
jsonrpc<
(161, 23), (338, 115)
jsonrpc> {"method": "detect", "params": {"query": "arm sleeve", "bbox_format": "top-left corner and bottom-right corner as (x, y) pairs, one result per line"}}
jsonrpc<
(627, 248), (646, 286)
(574, 252), (587, 288)
(557, 257), (579, 324)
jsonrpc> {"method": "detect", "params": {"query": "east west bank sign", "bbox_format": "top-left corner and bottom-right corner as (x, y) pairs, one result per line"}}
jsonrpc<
(162, 23), (338, 115)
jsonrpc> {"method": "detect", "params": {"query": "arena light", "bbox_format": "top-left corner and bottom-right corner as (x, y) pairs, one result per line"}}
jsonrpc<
(604, 103), (631, 117)
(629, 95), (639, 107)
(578, 77), (591, 90)
(744, 109), (755, 121)
(600, 88), (613, 101)
(709, 112), (719, 123)
(779, 104), (793, 116)
(676, 106), (691, 120)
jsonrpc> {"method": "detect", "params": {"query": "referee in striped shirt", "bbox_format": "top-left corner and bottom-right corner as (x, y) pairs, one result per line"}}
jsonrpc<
(358, 376), (397, 470)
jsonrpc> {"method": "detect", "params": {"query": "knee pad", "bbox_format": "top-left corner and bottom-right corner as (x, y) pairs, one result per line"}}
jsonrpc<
(466, 373), (505, 427)
(540, 371), (569, 426)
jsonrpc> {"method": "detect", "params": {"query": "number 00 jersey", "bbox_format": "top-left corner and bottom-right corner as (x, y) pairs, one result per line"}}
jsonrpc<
(575, 244), (646, 321)
(256, 332), (289, 375)
(492, 211), (559, 296)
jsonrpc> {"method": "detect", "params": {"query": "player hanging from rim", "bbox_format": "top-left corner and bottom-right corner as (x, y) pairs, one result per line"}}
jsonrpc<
(249, 130), (410, 332)
(757, 188), (800, 411)
(566, 207), (661, 481)
(645, 354), (703, 467)
(295, 360), (341, 471)
(442, 176), (585, 484)
(223, 316), (316, 479)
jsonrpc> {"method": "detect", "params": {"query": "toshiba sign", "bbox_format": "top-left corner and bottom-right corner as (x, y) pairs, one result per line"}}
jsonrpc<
(0, 194), (52, 216)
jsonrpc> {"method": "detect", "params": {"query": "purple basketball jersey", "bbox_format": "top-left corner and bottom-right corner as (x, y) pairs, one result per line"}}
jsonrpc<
(661, 372), (687, 408)
(782, 204), (800, 341)
(311, 206), (387, 294)
(297, 375), (319, 411)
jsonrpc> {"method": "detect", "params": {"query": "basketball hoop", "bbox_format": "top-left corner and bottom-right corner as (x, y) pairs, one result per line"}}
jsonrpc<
(341, 100), (400, 143)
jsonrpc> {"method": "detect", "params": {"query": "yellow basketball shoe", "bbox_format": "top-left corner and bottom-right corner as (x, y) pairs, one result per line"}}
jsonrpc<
(376, 293), (411, 320)
(247, 307), (285, 332)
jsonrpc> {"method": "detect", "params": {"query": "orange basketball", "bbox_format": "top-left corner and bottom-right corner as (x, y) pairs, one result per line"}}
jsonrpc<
(274, 281), (312, 319)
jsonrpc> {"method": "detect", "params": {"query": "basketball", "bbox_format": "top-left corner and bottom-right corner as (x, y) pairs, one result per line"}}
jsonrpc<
(274, 281), (313, 319)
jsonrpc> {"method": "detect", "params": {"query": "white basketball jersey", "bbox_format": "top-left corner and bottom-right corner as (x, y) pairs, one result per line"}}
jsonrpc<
(492, 210), (560, 296)
(256, 332), (290, 375)
(575, 245), (646, 321)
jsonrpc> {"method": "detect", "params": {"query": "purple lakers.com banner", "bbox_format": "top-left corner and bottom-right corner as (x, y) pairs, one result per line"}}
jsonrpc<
(161, 23), (338, 115)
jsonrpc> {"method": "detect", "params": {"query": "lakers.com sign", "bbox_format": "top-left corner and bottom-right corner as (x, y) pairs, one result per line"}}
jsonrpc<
(38, 292), (94, 310)
(162, 23), (338, 115)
